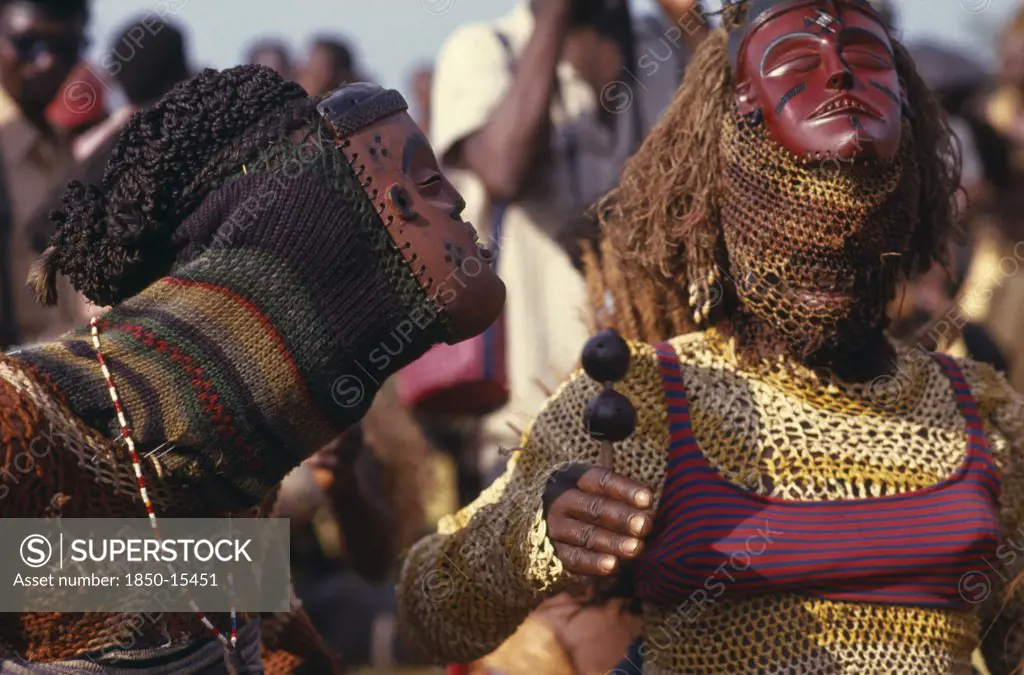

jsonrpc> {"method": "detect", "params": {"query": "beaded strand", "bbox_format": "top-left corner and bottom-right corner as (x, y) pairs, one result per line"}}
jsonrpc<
(90, 316), (237, 651)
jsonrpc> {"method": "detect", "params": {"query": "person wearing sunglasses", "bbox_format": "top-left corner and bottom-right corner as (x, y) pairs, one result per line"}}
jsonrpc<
(0, 0), (90, 351)
(0, 0), (87, 129)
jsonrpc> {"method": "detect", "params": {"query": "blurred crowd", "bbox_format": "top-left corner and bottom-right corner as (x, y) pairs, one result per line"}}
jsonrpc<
(3, 0), (1024, 673)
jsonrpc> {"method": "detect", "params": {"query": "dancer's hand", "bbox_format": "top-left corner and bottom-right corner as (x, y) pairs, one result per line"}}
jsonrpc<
(543, 464), (653, 576)
(306, 426), (365, 490)
(303, 445), (339, 471)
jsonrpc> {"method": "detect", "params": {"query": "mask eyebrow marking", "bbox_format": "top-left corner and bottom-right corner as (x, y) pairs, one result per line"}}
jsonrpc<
(840, 26), (893, 58)
(402, 133), (432, 174)
(869, 80), (899, 106)
(760, 32), (820, 76)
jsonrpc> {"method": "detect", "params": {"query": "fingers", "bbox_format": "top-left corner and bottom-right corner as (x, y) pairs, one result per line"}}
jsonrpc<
(545, 468), (655, 577)
(577, 467), (652, 509)
(310, 467), (334, 492)
(303, 450), (338, 470)
(547, 509), (644, 559)
(557, 487), (652, 539)
(553, 541), (622, 577)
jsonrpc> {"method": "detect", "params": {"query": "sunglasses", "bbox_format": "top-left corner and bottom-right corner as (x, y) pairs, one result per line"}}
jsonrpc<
(4, 33), (86, 64)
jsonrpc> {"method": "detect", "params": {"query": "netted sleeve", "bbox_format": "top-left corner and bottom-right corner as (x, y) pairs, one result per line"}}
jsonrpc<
(395, 369), (605, 664)
(965, 360), (1024, 674)
(396, 339), (669, 664)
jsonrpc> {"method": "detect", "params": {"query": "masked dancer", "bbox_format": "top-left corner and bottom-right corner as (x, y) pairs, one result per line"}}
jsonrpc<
(398, 1), (1024, 673)
(0, 66), (504, 673)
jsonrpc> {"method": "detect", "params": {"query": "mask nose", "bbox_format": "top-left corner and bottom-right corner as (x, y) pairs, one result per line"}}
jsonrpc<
(825, 67), (853, 91)
(821, 45), (853, 91)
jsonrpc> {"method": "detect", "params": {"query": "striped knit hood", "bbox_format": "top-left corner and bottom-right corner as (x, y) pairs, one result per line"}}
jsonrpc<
(11, 123), (449, 509)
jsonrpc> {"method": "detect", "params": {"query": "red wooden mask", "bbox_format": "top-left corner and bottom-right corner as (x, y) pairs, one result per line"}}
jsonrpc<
(733, 0), (903, 161)
(318, 84), (505, 343)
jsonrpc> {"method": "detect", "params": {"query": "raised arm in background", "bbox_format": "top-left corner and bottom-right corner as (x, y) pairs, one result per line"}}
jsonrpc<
(443, 0), (573, 202)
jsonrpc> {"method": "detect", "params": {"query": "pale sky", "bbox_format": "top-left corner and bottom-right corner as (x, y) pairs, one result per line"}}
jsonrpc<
(85, 0), (1018, 101)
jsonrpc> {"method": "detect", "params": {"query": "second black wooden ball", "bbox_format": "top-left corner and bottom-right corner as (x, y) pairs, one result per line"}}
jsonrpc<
(584, 390), (637, 442)
(581, 329), (631, 382)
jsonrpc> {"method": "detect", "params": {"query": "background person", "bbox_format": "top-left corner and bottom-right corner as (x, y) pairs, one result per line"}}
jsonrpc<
(0, 0), (92, 347)
(25, 15), (192, 295)
(247, 37), (293, 81)
(298, 36), (365, 96)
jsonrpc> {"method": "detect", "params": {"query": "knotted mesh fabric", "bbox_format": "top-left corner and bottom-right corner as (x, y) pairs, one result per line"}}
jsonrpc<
(719, 109), (920, 357)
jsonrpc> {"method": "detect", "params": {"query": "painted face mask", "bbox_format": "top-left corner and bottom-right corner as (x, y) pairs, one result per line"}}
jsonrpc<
(732, 0), (904, 162)
(317, 83), (505, 342)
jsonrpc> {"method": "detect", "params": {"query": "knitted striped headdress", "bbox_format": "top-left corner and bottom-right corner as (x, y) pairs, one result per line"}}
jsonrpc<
(16, 66), (479, 509)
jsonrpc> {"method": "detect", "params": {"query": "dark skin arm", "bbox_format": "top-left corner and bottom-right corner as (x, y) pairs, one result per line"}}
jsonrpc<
(454, 0), (573, 202)
(317, 429), (397, 583)
(330, 467), (396, 582)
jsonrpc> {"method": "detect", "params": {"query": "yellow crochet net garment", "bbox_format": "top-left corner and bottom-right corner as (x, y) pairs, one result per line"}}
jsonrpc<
(397, 331), (1024, 674)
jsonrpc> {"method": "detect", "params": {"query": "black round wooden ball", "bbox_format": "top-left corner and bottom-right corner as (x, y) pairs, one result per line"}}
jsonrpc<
(581, 329), (631, 383)
(584, 390), (637, 442)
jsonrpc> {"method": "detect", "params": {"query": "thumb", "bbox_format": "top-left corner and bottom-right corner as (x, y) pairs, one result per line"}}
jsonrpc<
(542, 463), (592, 517)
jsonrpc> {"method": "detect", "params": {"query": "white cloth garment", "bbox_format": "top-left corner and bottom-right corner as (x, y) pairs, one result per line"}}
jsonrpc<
(430, 0), (685, 474)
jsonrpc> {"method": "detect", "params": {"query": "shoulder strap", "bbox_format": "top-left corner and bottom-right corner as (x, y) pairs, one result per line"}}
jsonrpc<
(653, 342), (686, 404)
(928, 352), (1000, 504)
(931, 351), (969, 392)
(930, 351), (991, 447)
(653, 341), (702, 456)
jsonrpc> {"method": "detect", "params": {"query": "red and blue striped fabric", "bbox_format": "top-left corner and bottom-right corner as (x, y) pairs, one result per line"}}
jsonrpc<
(633, 344), (1003, 610)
